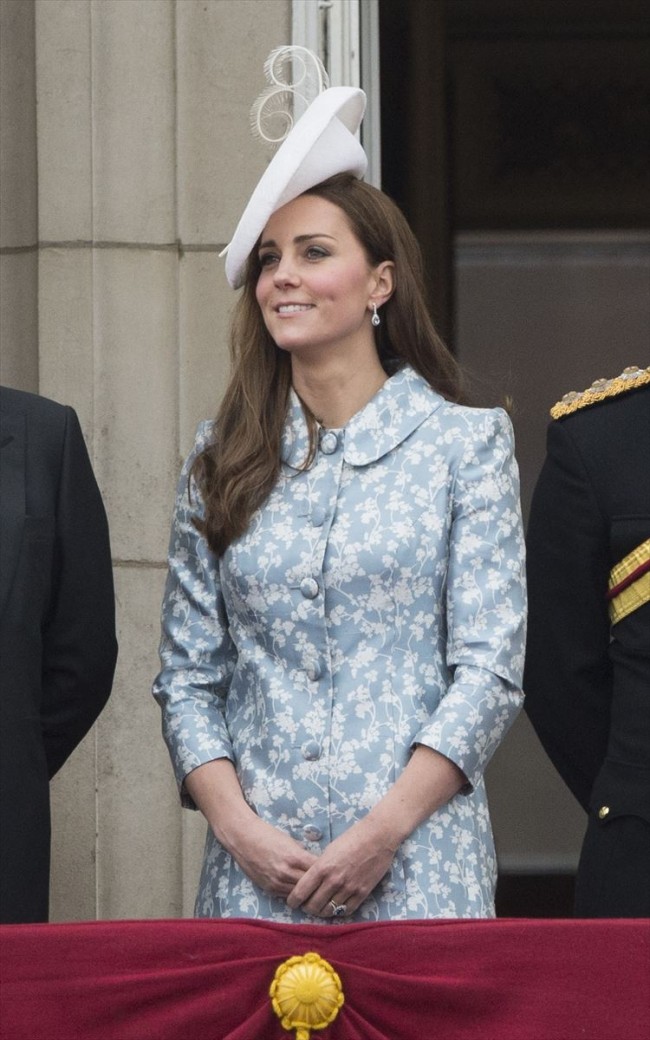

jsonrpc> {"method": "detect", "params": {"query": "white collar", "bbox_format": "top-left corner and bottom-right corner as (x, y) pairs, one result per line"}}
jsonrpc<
(281, 365), (444, 469)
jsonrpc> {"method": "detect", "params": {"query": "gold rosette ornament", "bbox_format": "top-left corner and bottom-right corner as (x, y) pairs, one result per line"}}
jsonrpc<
(270, 952), (344, 1039)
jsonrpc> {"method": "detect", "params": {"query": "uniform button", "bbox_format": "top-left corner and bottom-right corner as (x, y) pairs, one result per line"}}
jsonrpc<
(319, 431), (339, 455)
(598, 805), (610, 819)
(302, 825), (323, 842)
(306, 661), (322, 681)
(300, 577), (319, 599)
(311, 506), (326, 527)
(301, 740), (322, 760)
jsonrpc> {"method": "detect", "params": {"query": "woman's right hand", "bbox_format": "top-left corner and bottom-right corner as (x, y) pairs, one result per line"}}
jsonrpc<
(226, 814), (318, 898)
(183, 757), (317, 898)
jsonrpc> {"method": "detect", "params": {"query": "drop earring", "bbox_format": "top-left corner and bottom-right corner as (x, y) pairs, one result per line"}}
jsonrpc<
(371, 303), (381, 327)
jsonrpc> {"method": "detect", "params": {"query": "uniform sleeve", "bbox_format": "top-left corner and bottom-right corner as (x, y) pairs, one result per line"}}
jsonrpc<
(41, 407), (117, 777)
(523, 419), (611, 810)
(152, 423), (238, 808)
(414, 408), (527, 789)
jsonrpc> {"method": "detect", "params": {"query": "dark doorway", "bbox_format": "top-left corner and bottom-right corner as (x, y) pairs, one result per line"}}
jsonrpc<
(379, 0), (650, 347)
(378, 0), (650, 918)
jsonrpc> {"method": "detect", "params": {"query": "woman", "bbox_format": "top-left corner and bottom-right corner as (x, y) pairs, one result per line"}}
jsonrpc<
(153, 56), (526, 923)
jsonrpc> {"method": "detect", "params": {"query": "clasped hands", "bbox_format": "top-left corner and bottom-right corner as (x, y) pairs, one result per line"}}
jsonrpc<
(232, 813), (397, 919)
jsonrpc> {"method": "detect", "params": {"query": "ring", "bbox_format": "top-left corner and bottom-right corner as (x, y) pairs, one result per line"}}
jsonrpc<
(329, 899), (347, 917)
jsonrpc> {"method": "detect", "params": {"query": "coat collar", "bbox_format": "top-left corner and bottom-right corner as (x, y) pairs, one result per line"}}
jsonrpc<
(281, 365), (445, 469)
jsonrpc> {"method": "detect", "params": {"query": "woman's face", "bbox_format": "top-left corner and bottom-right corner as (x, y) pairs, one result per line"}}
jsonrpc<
(255, 193), (384, 359)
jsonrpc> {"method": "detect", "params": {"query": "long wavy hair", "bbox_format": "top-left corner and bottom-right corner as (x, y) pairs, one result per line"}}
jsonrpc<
(192, 173), (466, 556)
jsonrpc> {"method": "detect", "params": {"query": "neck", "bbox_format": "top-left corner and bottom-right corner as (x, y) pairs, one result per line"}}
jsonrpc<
(291, 351), (387, 428)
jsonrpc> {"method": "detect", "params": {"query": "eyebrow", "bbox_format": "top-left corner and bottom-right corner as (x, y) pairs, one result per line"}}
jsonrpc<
(258, 233), (337, 250)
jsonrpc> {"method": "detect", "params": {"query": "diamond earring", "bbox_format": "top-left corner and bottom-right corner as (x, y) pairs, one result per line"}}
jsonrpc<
(371, 303), (381, 327)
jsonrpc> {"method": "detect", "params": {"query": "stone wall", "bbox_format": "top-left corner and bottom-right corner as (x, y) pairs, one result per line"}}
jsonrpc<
(0, 0), (290, 920)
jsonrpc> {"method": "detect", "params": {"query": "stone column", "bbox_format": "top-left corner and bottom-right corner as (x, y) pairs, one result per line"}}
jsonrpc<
(1, 0), (289, 921)
(0, 0), (38, 391)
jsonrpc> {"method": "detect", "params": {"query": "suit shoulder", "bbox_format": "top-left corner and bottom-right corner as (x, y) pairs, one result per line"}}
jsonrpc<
(0, 385), (72, 426)
(0, 388), (81, 450)
(549, 366), (650, 420)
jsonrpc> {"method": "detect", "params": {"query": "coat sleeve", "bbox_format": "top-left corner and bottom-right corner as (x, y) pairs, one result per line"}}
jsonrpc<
(523, 419), (611, 811)
(414, 408), (527, 789)
(41, 407), (117, 777)
(152, 423), (238, 808)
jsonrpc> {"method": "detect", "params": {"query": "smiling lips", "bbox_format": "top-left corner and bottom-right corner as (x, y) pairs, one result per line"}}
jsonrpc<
(276, 304), (314, 314)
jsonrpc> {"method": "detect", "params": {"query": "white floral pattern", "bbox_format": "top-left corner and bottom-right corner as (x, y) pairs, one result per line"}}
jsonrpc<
(153, 365), (526, 922)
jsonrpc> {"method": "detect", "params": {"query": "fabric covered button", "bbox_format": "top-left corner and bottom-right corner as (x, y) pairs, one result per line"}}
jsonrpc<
(319, 431), (339, 455)
(311, 506), (326, 527)
(306, 662), (322, 682)
(301, 740), (322, 760)
(302, 825), (323, 842)
(300, 577), (319, 599)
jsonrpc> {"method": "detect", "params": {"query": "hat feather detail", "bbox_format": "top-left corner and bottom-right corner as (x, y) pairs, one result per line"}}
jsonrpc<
(250, 45), (330, 146)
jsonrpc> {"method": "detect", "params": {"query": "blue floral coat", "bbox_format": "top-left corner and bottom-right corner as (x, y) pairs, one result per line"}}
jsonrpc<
(153, 365), (526, 921)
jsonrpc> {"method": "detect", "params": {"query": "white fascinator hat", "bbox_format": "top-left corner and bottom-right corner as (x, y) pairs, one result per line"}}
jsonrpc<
(222, 46), (368, 289)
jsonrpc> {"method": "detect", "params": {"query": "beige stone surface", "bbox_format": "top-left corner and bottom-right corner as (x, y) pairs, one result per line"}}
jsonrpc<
(178, 250), (233, 451)
(91, 247), (179, 563)
(486, 714), (587, 873)
(0, 0), (294, 923)
(34, 0), (92, 242)
(0, 0), (37, 248)
(181, 811), (207, 917)
(49, 731), (99, 922)
(0, 252), (38, 391)
(37, 248), (95, 434)
(0, 0), (38, 390)
(176, 0), (290, 245)
(97, 564), (183, 919)
(92, 0), (176, 243)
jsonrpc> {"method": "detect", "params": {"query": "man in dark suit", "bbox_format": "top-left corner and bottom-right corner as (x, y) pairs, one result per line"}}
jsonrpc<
(0, 387), (118, 923)
(524, 365), (650, 917)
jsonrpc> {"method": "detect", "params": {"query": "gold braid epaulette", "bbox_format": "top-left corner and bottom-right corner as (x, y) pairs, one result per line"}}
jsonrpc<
(550, 365), (650, 419)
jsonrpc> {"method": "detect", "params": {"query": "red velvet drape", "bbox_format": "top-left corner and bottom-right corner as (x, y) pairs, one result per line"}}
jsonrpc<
(1, 918), (648, 1039)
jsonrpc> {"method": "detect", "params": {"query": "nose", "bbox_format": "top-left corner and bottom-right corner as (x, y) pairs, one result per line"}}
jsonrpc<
(272, 256), (300, 287)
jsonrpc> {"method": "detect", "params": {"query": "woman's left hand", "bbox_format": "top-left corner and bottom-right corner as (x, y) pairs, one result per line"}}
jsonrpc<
(285, 814), (396, 919)
(285, 746), (467, 918)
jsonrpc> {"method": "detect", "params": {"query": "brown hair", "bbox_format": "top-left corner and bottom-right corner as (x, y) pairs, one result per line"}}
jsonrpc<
(192, 173), (466, 556)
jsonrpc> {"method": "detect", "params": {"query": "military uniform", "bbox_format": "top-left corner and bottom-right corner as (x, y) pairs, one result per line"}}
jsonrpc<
(524, 366), (650, 917)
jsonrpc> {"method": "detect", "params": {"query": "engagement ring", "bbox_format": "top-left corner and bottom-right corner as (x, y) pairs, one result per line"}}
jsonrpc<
(329, 900), (347, 917)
